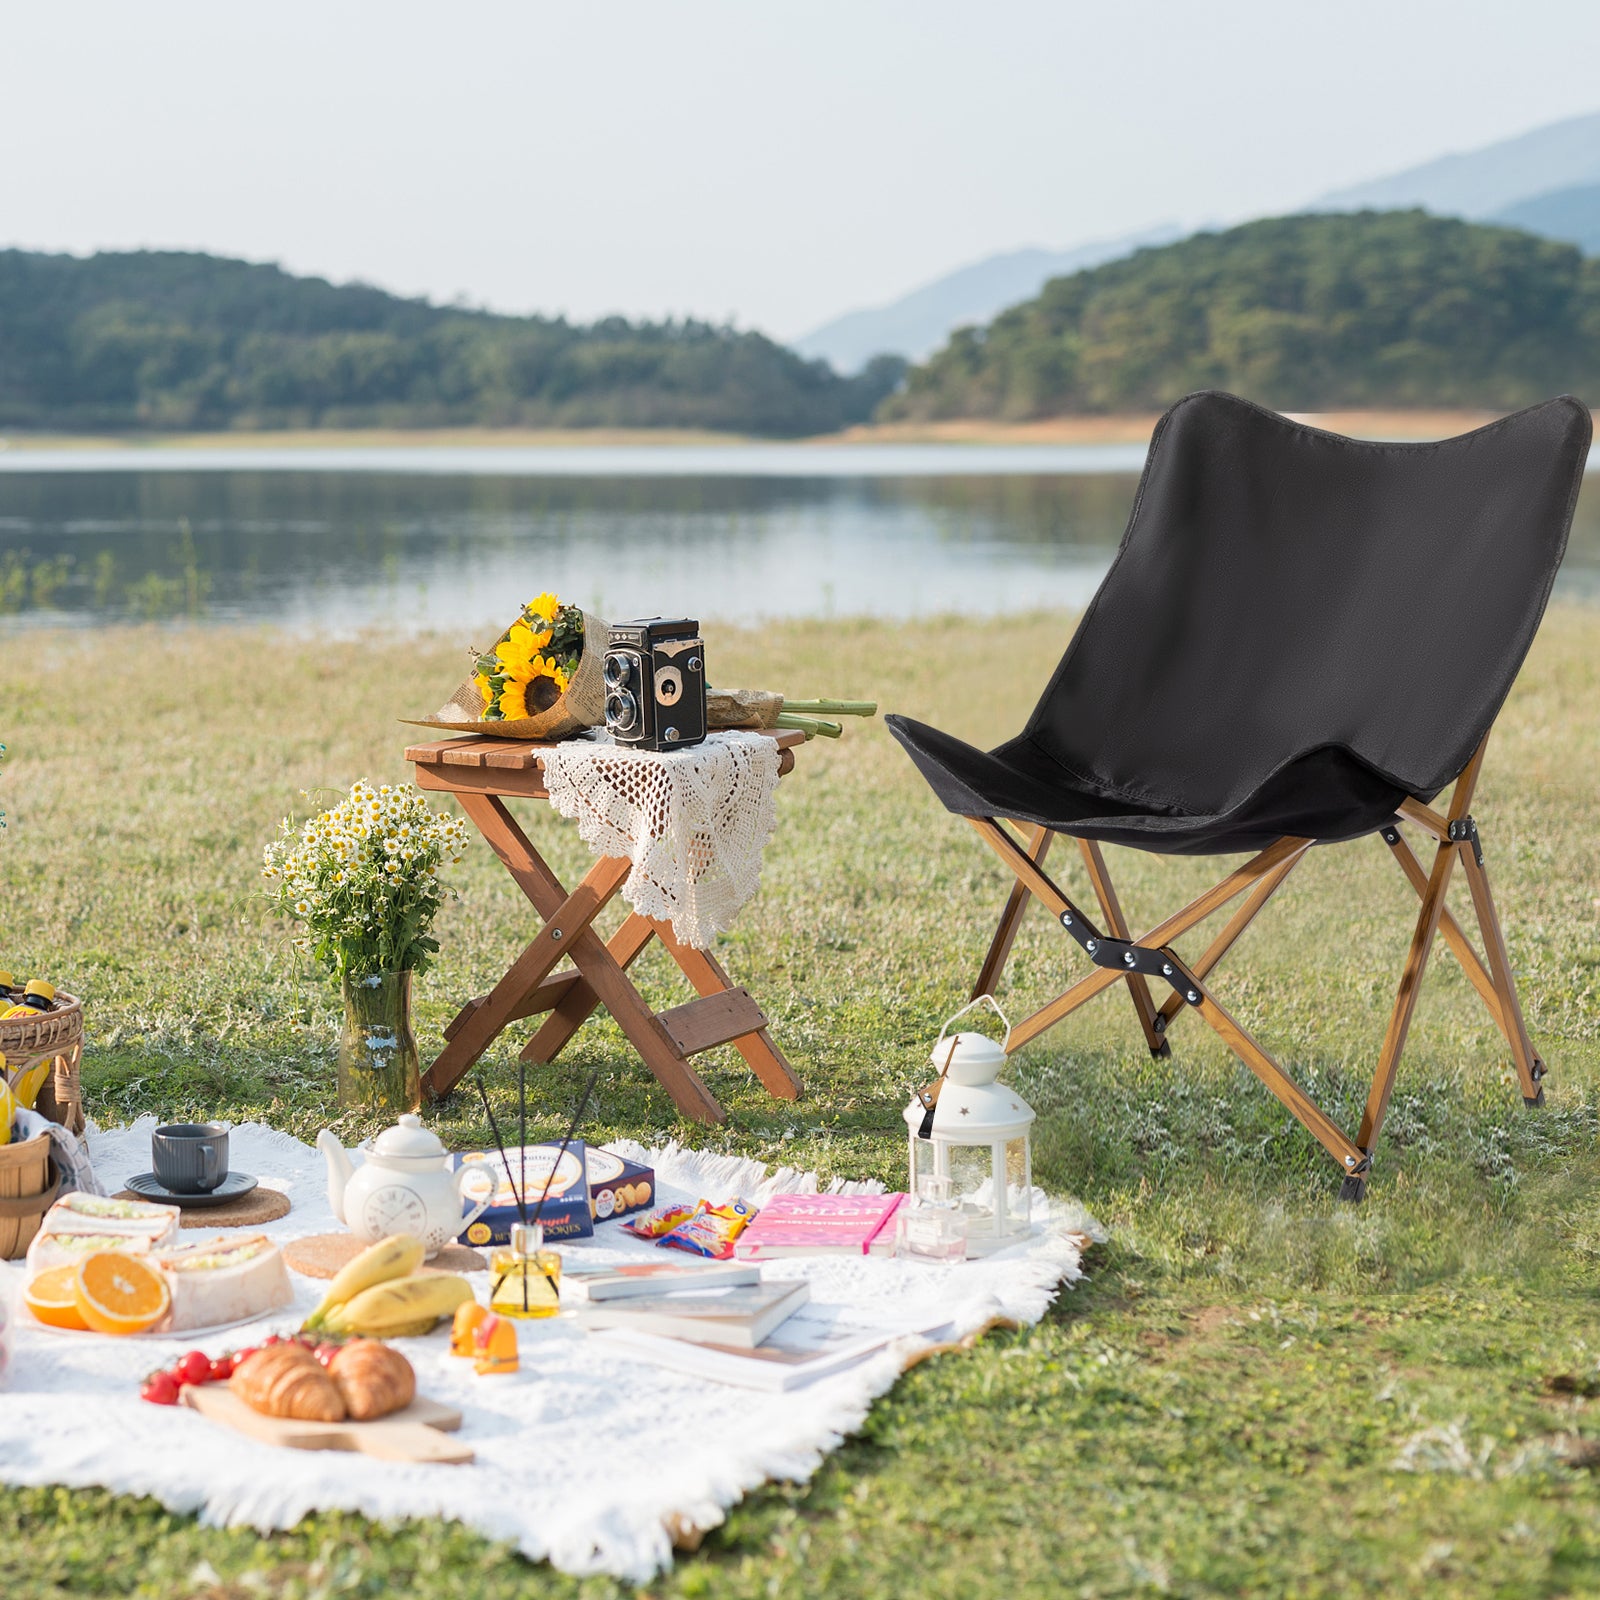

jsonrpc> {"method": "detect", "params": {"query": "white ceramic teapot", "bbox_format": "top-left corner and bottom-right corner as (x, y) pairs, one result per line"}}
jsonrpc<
(317, 1114), (490, 1259)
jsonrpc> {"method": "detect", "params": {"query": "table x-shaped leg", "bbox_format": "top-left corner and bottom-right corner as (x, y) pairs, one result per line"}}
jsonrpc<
(425, 791), (797, 1123)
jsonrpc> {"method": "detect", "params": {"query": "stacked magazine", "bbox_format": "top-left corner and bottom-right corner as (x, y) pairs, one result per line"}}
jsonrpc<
(565, 1257), (951, 1391)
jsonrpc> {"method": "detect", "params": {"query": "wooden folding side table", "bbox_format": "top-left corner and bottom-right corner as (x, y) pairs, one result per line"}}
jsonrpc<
(407, 732), (806, 1125)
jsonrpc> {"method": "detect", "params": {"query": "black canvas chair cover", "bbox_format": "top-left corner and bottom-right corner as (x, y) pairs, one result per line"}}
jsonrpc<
(889, 392), (1592, 855)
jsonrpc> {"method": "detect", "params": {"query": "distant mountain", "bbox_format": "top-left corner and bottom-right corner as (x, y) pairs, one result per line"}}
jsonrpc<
(0, 249), (905, 435)
(882, 210), (1600, 420)
(1491, 181), (1600, 255)
(1316, 109), (1600, 222)
(790, 225), (1181, 372)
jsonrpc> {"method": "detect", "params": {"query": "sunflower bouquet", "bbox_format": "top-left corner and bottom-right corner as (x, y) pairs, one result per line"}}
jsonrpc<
(407, 590), (609, 741)
(473, 592), (584, 721)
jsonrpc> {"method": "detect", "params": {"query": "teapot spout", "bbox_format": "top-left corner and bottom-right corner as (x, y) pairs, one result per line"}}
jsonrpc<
(317, 1129), (354, 1225)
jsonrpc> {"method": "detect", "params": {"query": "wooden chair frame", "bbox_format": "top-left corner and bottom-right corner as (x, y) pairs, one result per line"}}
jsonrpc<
(965, 735), (1544, 1199)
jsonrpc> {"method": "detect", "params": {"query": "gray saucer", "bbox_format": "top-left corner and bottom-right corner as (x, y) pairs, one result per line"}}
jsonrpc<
(125, 1170), (259, 1208)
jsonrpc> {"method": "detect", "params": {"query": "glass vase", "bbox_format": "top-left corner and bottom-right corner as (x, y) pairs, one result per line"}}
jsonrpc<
(338, 971), (421, 1114)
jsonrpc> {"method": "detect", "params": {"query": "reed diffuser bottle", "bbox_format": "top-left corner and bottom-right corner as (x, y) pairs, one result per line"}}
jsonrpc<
(489, 1220), (562, 1319)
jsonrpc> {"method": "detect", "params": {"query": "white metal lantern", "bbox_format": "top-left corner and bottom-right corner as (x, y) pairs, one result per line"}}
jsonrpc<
(903, 996), (1035, 1255)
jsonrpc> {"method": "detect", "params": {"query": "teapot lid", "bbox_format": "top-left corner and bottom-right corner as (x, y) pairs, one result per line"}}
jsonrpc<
(369, 1113), (447, 1161)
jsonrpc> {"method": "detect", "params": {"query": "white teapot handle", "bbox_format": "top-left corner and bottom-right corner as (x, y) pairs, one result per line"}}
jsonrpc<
(935, 993), (1012, 1053)
(454, 1167), (493, 1233)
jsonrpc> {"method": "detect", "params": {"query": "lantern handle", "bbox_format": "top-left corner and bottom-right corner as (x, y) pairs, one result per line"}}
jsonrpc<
(935, 993), (1012, 1055)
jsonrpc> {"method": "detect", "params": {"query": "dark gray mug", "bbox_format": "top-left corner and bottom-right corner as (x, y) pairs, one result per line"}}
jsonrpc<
(152, 1122), (229, 1194)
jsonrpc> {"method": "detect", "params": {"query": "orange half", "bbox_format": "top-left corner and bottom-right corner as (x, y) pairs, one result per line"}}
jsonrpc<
(23, 1264), (89, 1331)
(73, 1252), (170, 1336)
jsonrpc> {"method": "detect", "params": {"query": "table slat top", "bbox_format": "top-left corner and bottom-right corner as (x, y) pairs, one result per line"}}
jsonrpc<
(405, 727), (807, 769)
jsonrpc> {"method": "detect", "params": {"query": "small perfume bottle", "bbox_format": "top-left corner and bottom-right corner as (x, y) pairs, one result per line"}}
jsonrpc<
(489, 1221), (562, 1318)
(897, 1173), (969, 1262)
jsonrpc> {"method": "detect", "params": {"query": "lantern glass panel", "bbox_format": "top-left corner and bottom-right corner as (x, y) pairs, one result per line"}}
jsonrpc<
(947, 1143), (996, 1209)
(1005, 1135), (1032, 1226)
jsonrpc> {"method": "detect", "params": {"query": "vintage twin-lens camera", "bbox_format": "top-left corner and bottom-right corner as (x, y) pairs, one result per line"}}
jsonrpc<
(603, 619), (707, 750)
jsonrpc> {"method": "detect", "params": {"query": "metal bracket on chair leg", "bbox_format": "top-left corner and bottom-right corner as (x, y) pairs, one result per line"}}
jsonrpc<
(1075, 935), (1203, 1008)
(1338, 1149), (1374, 1202)
(1447, 815), (1485, 867)
(1526, 1056), (1547, 1108)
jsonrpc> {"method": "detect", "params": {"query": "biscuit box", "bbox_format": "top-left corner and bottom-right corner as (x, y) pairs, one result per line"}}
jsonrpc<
(584, 1147), (656, 1225)
(453, 1140), (595, 1247)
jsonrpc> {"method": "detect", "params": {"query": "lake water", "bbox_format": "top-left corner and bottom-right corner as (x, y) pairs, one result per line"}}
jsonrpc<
(0, 443), (1595, 633)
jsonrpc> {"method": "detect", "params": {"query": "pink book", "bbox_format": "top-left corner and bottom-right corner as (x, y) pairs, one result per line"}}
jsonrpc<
(734, 1192), (907, 1259)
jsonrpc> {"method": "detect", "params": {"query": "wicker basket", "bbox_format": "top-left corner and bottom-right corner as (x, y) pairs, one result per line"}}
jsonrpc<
(1, 989), (84, 1135)
(0, 1131), (59, 1259)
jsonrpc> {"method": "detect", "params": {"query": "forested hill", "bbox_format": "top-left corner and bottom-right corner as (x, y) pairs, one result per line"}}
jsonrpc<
(881, 210), (1600, 420)
(0, 250), (904, 435)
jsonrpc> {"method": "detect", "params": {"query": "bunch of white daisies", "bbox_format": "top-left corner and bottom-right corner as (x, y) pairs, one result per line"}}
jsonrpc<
(262, 781), (471, 979)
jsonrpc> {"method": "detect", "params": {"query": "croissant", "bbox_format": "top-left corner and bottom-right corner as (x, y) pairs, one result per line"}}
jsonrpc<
(328, 1338), (415, 1421)
(231, 1344), (346, 1423)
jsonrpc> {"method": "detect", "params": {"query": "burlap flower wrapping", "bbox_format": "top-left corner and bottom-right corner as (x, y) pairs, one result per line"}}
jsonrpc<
(403, 609), (609, 741)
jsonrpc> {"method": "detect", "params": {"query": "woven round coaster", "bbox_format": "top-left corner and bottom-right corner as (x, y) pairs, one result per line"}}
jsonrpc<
(282, 1231), (487, 1280)
(113, 1185), (292, 1230)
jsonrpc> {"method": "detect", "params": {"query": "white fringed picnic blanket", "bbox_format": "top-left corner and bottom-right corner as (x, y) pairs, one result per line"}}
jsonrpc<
(541, 729), (781, 948)
(0, 1118), (1101, 1581)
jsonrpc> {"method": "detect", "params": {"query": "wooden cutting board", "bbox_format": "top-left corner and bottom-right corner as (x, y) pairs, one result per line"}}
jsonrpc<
(183, 1384), (473, 1464)
(282, 1232), (486, 1279)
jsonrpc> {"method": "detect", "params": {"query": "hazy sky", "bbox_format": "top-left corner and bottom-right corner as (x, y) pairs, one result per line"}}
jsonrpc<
(5, 1), (1600, 339)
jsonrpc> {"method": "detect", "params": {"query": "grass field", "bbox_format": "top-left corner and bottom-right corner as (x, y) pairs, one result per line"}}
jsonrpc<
(4, 609), (1600, 1599)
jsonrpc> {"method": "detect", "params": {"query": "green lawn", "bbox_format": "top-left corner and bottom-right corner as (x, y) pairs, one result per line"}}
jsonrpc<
(4, 609), (1600, 1599)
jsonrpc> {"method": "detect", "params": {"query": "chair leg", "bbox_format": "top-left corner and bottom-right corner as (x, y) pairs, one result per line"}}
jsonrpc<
(972, 822), (1309, 1052)
(972, 824), (1053, 999)
(1077, 839), (1168, 1057)
(1456, 836), (1544, 1105)
(1152, 848), (1308, 1034)
(1186, 978), (1367, 1173)
(1354, 744), (1488, 1162)
(1380, 825), (1513, 1047)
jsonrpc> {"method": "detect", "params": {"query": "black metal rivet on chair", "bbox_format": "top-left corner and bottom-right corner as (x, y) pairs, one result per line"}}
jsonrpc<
(887, 390), (1592, 1201)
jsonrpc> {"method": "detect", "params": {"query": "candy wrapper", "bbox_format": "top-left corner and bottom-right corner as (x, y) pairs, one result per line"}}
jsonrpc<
(622, 1202), (702, 1241)
(658, 1199), (755, 1260)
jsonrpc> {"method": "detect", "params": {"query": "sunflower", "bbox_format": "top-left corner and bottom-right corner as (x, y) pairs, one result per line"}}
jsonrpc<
(497, 653), (567, 720)
(494, 620), (551, 673)
(475, 672), (498, 712)
(526, 591), (560, 624)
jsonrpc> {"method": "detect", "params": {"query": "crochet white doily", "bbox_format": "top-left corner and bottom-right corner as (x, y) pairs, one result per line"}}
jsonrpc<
(0, 1118), (1102, 1581)
(540, 730), (781, 949)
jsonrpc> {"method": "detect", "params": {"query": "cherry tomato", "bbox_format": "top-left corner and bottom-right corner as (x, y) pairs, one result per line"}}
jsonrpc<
(232, 1346), (258, 1369)
(177, 1350), (213, 1387)
(314, 1343), (341, 1367)
(209, 1355), (235, 1382)
(141, 1371), (181, 1406)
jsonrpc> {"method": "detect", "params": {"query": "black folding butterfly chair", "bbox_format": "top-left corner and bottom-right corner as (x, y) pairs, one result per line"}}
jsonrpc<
(888, 391), (1591, 1198)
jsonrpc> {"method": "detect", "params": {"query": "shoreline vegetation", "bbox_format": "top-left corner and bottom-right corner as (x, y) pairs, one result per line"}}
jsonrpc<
(6, 215), (1592, 448)
(0, 409), (1507, 453)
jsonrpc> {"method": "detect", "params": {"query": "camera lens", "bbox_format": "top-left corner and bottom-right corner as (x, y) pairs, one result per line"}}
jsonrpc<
(603, 652), (633, 689)
(606, 688), (639, 732)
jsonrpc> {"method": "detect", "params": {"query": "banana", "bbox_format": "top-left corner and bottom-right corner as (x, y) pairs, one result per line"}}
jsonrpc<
(371, 1316), (444, 1339)
(323, 1271), (475, 1337)
(304, 1233), (426, 1331)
